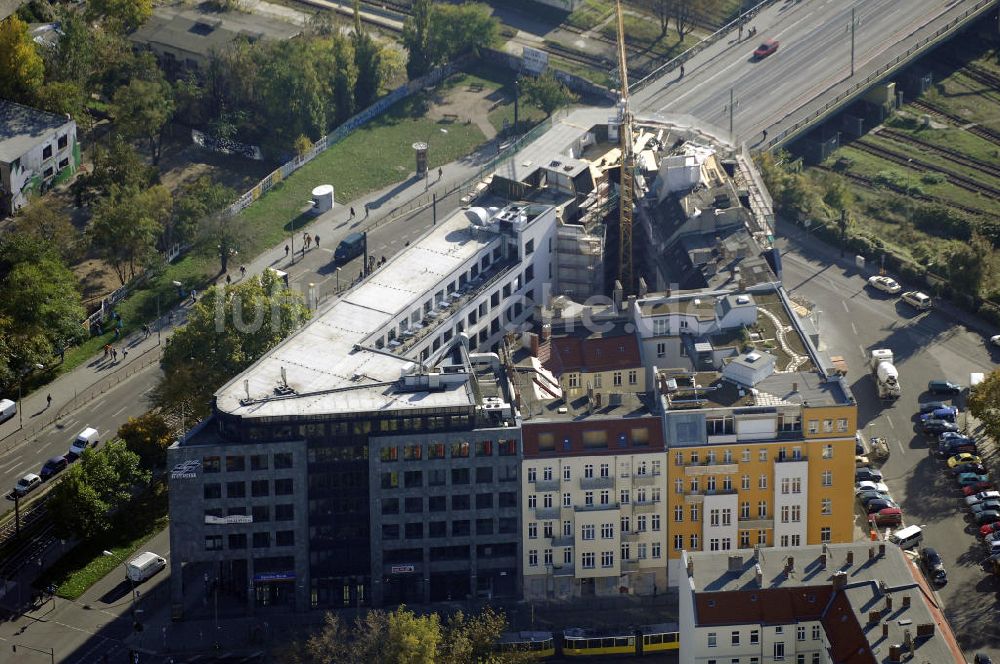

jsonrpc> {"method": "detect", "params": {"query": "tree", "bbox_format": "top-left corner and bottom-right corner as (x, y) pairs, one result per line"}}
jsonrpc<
(256, 39), (329, 152)
(945, 233), (990, 296)
(438, 607), (511, 664)
(668, 0), (696, 41)
(0, 16), (44, 102)
(646, 0), (670, 38)
(402, 0), (432, 79)
(11, 201), (81, 263)
(172, 176), (235, 250)
(111, 78), (175, 164)
(352, 0), (383, 109)
(82, 135), (159, 206)
(90, 185), (172, 285)
(520, 72), (576, 116)
(969, 368), (1000, 446)
(331, 34), (357, 125)
(427, 3), (498, 64)
(118, 412), (173, 469)
(88, 0), (152, 33)
(48, 470), (111, 539)
(33, 80), (89, 128)
(158, 272), (310, 415)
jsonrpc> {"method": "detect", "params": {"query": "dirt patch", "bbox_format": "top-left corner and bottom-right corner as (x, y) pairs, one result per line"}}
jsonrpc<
(426, 83), (502, 141)
(74, 255), (121, 309)
(157, 126), (277, 194)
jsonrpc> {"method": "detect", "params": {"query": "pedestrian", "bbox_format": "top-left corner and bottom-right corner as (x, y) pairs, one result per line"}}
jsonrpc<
(59, 346), (65, 363)
(112, 348), (118, 362)
(240, 264), (247, 279)
(762, 129), (768, 142)
(285, 244), (290, 258)
(122, 349), (128, 361)
(103, 344), (110, 359)
(679, 64), (685, 78)
(314, 234), (320, 248)
(303, 232), (309, 247)
(113, 328), (120, 340)
(226, 274), (232, 285)
(46, 394), (52, 409)
(190, 289), (198, 303)
(364, 203), (369, 218)
(350, 206), (355, 218)
(381, 255), (386, 265)
(438, 166), (443, 180)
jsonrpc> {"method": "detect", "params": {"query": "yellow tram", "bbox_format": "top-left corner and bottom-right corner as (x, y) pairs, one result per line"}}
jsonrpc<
(499, 623), (678, 659)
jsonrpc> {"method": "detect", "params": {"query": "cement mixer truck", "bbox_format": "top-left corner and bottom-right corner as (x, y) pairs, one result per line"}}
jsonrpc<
(869, 349), (900, 400)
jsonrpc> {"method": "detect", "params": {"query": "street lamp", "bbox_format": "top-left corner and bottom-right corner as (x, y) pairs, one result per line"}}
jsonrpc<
(16, 363), (45, 428)
(10, 643), (54, 663)
(335, 267), (341, 292)
(103, 550), (138, 629)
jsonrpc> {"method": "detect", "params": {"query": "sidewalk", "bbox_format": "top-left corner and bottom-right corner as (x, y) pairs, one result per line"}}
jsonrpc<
(0, 137), (502, 460)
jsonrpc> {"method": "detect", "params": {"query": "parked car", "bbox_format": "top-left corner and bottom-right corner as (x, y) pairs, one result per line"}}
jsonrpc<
(67, 426), (99, 460)
(975, 510), (1000, 526)
(855, 432), (866, 455)
(13, 473), (42, 497)
(920, 407), (957, 423)
(866, 498), (898, 513)
(984, 539), (1000, 555)
(923, 419), (958, 435)
(952, 463), (987, 476)
(963, 482), (995, 496)
(973, 654), (993, 664)
(928, 379), (962, 395)
(868, 275), (901, 294)
(855, 467), (884, 483)
(991, 336), (1000, 348)
(965, 491), (1000, 506)
(940, 431), (972, 443)
(39, 455), (68, 480)
(980, 521), (1000, 538)
(919, 547), (947, 585)
(920, 401), (950, 414)
(752, 38), (779, 59)
(902, 290), (933, 310)
(938, 436), (977, 457)
(870, 507), (903, 527)
(958, 473), (991, 487)
(858, 491), (891, 508)
(856, 480), (890, 495)
(948, 453), (982, 468)
(970, 501), (1000, 516)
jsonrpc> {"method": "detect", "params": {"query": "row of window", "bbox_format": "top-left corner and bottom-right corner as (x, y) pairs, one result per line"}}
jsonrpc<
(203, 478), (293, 499)
(380, 466), (516, 489)
(526, 487), (662, 510)
(670, 527), (832, 552)
(205, 530), (294, 550)
(707, 624), (822, 650)
(527, 513), (664, 540)
(382, 492), (516, 514)
(238, 413), (474, 443)
(535, 426), (651, 452)
(705, 654), (821, 664)
(382, 518), (516, 540)
(673, 499), (831, 523)
(671, 470), (831, 500)
(40, 134), (70, 162)
(526, 460), (661, 483)
(673, 444), (836, 466)
(565, 370), (639, 389)
(205, 504), (294, 522)
(203, 452), (293, 473)
(526, 543), (663, 568)
(379, 439), (517, 461)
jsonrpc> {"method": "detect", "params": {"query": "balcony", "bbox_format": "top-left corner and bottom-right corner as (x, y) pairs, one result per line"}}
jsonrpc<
(535, 478), (560, 492)
(535, 506), (560, 520)
(622, 559), (641, 572)
(684, 463), (738, 477)
(775, 454), (808, 463)
(632, 472), (660, 486)
(633, 499), (660, 514)
(621, 530), (642, 542)
(551, 536), (574, 547)
(703, 489), (738, 497)
(552, 564), (576, 577)
(580, 476), (614, 490)
(575, 502), (620, 513)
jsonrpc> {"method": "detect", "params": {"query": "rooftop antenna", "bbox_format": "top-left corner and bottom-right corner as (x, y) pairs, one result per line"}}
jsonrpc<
(280, 366), (288, 387)
(244, 379), (250, 401)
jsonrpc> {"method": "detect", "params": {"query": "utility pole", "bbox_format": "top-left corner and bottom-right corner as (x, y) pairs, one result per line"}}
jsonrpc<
(726, 88), (739, 140)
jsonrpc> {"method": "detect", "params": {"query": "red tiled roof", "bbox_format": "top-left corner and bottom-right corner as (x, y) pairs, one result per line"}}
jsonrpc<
(695, 587), (831, 626)
(822, 593), (875, 664)
(544, 335), (641, 375)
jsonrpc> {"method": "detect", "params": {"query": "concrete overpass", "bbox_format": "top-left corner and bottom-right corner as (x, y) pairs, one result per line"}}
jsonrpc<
(631, 0), (1000, 150)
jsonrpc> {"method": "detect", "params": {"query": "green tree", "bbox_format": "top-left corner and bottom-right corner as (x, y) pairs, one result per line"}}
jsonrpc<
(352, 0), (382, 109)
(438, 607), (512, 664)
(82, 135), (159, 205)
(11, 200), (81, 263)
(172, 176), (235, 250)
(402, 0), (432, 79)
(0, 15), (44, 102)
(88, 0), (152, 33)
(90, 185), (172, 285)
(0, 235), (85, 390)
(33, 80), (89, 128)
(256, 39), (329, 152)
(427, 2), (498, 63)
(969, 368), (1000, 445)
(332, 34), (357, 125)
(118, 412), (173, 469)
(945, 233), (990, 296)
(111, 77), (175, 164)
(158, 272), (310, 415)
(48, 470), (111, 539)
(520, 72), (576, 116)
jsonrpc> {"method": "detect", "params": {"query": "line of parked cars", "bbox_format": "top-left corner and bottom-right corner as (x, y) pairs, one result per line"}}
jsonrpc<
(10, 426), (98, 498)
(865, 276), (933, 311)
(855, 455), (903, 528)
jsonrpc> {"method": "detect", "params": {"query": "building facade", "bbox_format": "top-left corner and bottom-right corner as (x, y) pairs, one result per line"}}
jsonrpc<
(0, 100), (79, 215)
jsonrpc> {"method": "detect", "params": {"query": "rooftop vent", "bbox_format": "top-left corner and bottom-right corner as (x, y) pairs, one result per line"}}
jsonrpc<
(745, 352), (761, 362)
(736, 295), (751, 305)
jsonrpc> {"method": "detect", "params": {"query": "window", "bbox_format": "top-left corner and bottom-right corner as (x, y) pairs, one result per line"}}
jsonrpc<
(759, 448), (767, 461)
(723, 476), (732, 491)
(251, 480), (269, 497)
(42, 145), (52, 159)
(584, 464), (594, 478)
(564, 548), (573, 564)
(476, 467), (493, 483)
(562, 466), (571, 481)
(773, 642), (785, 660)
(758, 501), (767, 518)
(57, 134), (68, 149)
(600, 551), (614, 568)
(674, 505), (683, 522)
(429, 496), (446, 512)
(792, 506), (801, 522)
(228, 533), (247, 549)
(452, 468), (470, 485)
(781, 478), (790, 494)
(836, 418), (848, 432)
(476, 440), (493, 457)
(675, 451), (684, 465)
(690, 534), (699, 549)
(274, 478), (293, 495)
(203, 456), (221, 473)
(823, 444), (833, 459)
(792, 478), (801, 493)
(808, 420), (818, 434)
(564, 520), (573, 537)
(477, 519), (494, 536)
(600, 490), (610, 505)
(710, 509), (720, 527)
(675, 478), (684, 494)
(276, 531), (295, 547)
(582, 552), (595, 569)
(476, 493), (493, 509)
(524, 239), (534, 255)
(601, 523), (614, 539)
(742, 474), (750, 490)
(759, 474), (767, 489)
(404, 470), (423, 488)
(821, 527), (831, 542)
(637, 515), (647, 532)
(652, 514), (661, 531)
(690, 451), (700, 464)
(225, 456), (245, 472)
(452, 494), (470, 511)
(690, 477), (699, 493)
(405, 497), (423, 513)
(652, 542), (661, 558)
(250, 454), (269, 471)
(274, 452), (293, 469)
(822, 471), (832, 487)
(821, 498), (832, 515)
(674, 534), (683, 550)
(781, 506), (789, 523)
(252, 532), (270, 548)
(452, 520), (470, 536)
(226, 481), (245, 498)
(600, 463), (610, 478)
(275, 504), (294, 521)
(758, 530), (767, 545)
(205, 535), (223, 551)
(628, 370), (637, 385)
(528, 550), (538, 567)
(740, 502), (750, 519)
(499, 439), (517, 456)
(568, 374), (579, 388)
(251, 505), (270, 522)
(690, 505), (699, 522)
(563, 493), (572, 507)
(710, 538), (720, 551)
(740, 531), (751, 548)
(732, 631), (740, 646)
(581, 524), (595, 540)
(584, 491), (594, 506)
(707, 476), (716, 491)
(812, 625), (821, 640)
(797, 626), (805, 641)
(750, 629), (759, 644)
(656, 342), (666, 358)
(429, 521), (446, 538)
(708, 632), (717, 647)
(613, 372), (623, 386)
(528, 523), (538, 539)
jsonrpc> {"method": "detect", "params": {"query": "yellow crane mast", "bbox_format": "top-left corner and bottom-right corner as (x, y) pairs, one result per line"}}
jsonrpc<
(614, 0), (634, 293)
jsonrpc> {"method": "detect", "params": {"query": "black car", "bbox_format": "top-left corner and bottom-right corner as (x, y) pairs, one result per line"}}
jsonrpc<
(920, 401), (949, 414)
(952, 463), (988, 476)
(974, 654), (993, 664)
(975, 510), (1000, 526)
(855, 467), (884, 483)
(858, 491), (890, 507)
(866, 499), (897, 513)
(919, 547), (947, 585)
(971, 501), (1000, 515)
(39, 455), (68, 480)
(928, 379), (962, 395)
(937, 437), (977, 457)
(922, 419), (958, 435)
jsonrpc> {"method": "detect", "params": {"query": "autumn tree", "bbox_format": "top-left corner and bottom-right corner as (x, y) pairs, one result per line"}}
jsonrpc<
(90, 185), (173, 285)
(158, 272), (310, 416)
(118, 412), (173, 470)
(427, 3), (498, 63)
(12, 201), (81, 263)
(520, 72), (576, 116)
(112, 77), (176, 164)
(0, 16), (44, 102)
(88, 0), (153, 33)
(969, 369), (1000, 446)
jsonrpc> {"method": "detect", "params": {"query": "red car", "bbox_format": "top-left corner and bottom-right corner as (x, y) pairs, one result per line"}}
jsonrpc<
(753, 39), (779, 60)
(964, 481), (995, 496)
(980, 521), (1000, 537)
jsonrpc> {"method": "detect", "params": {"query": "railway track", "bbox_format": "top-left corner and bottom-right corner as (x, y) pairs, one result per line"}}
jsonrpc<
(813, 166), (989, 218)
(910, 99), (1000, 147)
(875, 127), (1000, 180)
(0, 495), (49, 546)
(851, 138), (1000, 200)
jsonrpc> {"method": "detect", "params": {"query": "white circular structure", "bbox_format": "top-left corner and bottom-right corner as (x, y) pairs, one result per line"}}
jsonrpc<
(311, 184), (334, 215)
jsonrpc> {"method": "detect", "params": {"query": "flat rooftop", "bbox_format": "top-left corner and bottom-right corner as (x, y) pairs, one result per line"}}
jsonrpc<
(0, 100), (72, 163)
(686, 543), (963, 664)
(660, 368), (850, 411)
(129, 5), (300, 58)
(214, 204), (515, 420)
(499, 107), (614, 183)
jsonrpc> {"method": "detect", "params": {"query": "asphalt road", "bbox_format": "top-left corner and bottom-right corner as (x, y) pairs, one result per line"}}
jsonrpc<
(634, 0), (983, 140)
(776, 219), (1000, 661)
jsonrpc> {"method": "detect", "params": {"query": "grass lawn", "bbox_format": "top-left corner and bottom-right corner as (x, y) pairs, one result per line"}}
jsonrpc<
(566, 0), (613, 30)
(39, 479), (168, 600)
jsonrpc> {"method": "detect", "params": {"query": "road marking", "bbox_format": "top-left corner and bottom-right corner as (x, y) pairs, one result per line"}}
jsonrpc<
(858, 344), (866, 357)
(851, 322), (858, 335)
(842, 300), (850, 313)
(896, 437), (905, 456)
(886, 417), (894, 430)
(0, 457), (21, 472)
(2, 464), (23, 476)
(92, 399), (106, 410)
(112, 406), (128, 417)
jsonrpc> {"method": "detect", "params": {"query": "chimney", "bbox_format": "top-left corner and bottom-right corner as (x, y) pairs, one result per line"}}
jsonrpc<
(888, 645), (902, 663)
(916, 623), (935, 639)
(885, 593), (893, 612)
(541, 323), (551, 341)
(626, 294), (636, 312)
(819, 553), (827, 569)
(755, 563), (763, 587)
(613, 281), (623, 310)
(686, 556), (694, 577)
(882, 622), (889, 639)
(831, 571), (847, 591)
(529, 333), (539, 357)
(868, 546), (875, 561)
(904, 629), (913, 653)
(792, 381), (798, 393)
(879, 543), (886, 557)
(846, 550), (854, 565)
(727, 554), (743, 572)
(638, 277), (648, 298)
(902, 595), (910, 609)
(868, 610), (881, 624)
(786, 556), (794, 573)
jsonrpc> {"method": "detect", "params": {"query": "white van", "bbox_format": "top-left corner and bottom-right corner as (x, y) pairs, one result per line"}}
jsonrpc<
(901, 291), (932, 310)
(0, 399), (15, 424)
(68, 427), (99, 457)
(888, 525), (923, 549)
(126, 551), (167, 582)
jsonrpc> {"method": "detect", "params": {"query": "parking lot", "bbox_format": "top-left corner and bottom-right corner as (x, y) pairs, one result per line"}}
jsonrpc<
(778, 224), (1000, 660)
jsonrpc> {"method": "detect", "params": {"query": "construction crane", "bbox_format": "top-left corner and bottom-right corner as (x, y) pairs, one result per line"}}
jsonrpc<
(614, 0), (634, 293)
